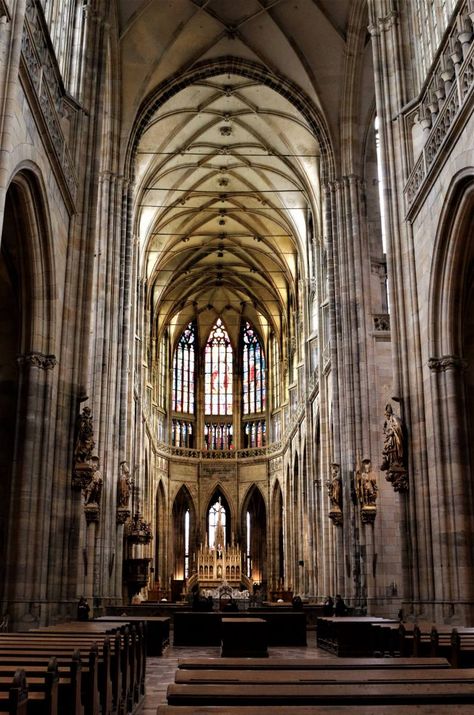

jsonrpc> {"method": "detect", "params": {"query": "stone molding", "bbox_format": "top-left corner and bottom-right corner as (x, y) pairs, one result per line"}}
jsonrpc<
(18, 352), (57, 370)
(21, 0), (78, 204)
(428, 355), (467, 372)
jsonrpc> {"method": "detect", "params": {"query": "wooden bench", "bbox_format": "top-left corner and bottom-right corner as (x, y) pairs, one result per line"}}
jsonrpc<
(0, 658), (58, 715)
(177, 656), (451, 670)
(316, 617), (399, 656)
(0, 642), (98, 715)
(0, 669), (28, 715)
(413, 623), (434, 657)
(156, 706), (474, 715)
(94, 615), (170, 656)
(451, 628), (474, 668)
(174, 666), (470, 685)
(0, 655), (81, 715)
(27, 620), (146, 708)
(166, 680), (474, 706)
(370, 623), (401, 657)
(29, 624), (141, 711)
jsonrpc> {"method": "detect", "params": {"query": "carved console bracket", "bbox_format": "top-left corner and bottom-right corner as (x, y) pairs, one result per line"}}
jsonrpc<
(328, 507), (343, 526)
(116, 508), (130, 526)
(84, 503), (100, 524)
(72, 461), (95, 490)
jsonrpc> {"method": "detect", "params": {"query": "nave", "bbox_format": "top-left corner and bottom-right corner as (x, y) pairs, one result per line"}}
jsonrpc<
(141, 631), (327, 712)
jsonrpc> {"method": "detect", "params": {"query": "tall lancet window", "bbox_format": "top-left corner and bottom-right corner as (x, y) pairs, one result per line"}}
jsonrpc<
(209, 498), (226, 549)
(172, 322), (195, 414)
(242, 321), (266, 448)
(242, 321), (265, 414)
(204, 318), (233, 416)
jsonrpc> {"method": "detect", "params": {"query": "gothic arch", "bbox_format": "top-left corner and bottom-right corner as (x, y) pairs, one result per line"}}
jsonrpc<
(154, 480), (167, 588)
(241, 485), (267, 586)
(429, 171), (474, 358)
(271, 479), (284, 590)
(205, 485), (233, 546)
(1, 168), (57, 608)
(426, 172), (474, 615)
(171, 485), (196, 586)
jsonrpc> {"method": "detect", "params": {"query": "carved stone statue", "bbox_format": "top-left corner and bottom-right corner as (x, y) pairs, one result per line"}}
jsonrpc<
(380, 402), (408, 492)
(327, 463), (343, 525)
(74, 406), (95, 463)
(356, 458), (377, 507)
(118, 461), (132, 508)
(328, 463), (342, 510)
(84, 457), (103, 506)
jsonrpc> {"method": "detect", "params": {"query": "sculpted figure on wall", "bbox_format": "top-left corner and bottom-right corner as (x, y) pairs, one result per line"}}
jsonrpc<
(118, 461), (132, 508)
(356, 457), (378, 524)
(74, 406), (95, 463)
(380, 402), (408, 492)
(328, 463), (343, 525)
(84, 457), (103, 506)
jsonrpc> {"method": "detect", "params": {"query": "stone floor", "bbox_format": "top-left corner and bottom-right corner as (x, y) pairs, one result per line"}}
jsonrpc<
(141, 630), (335, 713)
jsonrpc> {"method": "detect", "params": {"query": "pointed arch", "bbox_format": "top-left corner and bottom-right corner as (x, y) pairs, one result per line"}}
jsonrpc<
(271, 479), (284, 589)
(241, 484), (267, 585)
(171, 485), (196, 585)
(205, 485), (233, 547)
(154, 480), (167, 588)
(1, 168), (57, 604)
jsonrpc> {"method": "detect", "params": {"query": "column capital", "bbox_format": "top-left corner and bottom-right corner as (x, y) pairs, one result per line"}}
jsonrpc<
(428, 355), (467, 372)
(17, 352), (57, 370)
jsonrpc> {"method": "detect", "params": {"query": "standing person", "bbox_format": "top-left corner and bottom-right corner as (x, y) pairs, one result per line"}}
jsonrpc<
(334, 594), (348, 616)
(77, 597), (90, 621)
(323, 595), (334, 616)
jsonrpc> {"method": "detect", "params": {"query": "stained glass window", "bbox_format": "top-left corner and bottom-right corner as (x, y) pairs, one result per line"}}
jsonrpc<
(209, 498), (226, 549)
(242, 321), (265, 414)
(204, 318), (232, 415)
(172, 322), (195, 414)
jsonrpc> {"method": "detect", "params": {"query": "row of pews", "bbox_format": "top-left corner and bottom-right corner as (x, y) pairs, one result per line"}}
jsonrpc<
(0, 619), (148, 715)
(315, 616), (474, 666)
(158, 655), (474, 712)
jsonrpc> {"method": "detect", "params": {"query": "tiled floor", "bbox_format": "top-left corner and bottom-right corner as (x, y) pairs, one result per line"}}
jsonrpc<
(141, 630), (336, 713)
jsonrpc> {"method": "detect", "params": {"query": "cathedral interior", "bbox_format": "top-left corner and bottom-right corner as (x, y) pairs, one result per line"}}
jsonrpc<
(0, 0), (474, 633)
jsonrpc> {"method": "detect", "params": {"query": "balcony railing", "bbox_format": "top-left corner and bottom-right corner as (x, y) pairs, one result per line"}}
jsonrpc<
(404, 0), (474, 215)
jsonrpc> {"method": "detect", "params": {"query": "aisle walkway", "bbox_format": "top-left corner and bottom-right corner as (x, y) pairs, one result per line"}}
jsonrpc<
(141, 630), (335, 712)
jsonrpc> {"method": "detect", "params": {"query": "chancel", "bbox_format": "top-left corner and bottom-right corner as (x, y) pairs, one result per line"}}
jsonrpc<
(0, 0), (474, 709)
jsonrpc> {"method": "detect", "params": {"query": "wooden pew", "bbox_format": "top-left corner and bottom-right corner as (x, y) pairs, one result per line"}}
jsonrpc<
(173, 666), (469, 685)
(0, 652), (82, 715)
(93, 615), (170, 656)
(35, 620), (146, 703)
(177, 656), (451, 670)
(166, 680), (474, 706)
(157, 706), (474, 715)
(315, 617), (399, 656)
(451, 628), (474, 668)
(0, 658), (59, 715)
(0, 669), (28, 715)
(29, 626), (129, 712)
(0, 640), (99, 715)
(413, 623), (434, 657)
(398, 623), (416, 657)
(371, 623), (401, 657)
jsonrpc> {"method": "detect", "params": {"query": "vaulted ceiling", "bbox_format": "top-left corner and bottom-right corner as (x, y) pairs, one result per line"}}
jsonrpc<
(117, 0), (372, 349)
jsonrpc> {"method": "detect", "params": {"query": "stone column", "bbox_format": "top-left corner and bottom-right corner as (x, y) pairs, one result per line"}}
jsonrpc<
(4, 351), (57, 624)
(428, 355), (474, 622)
